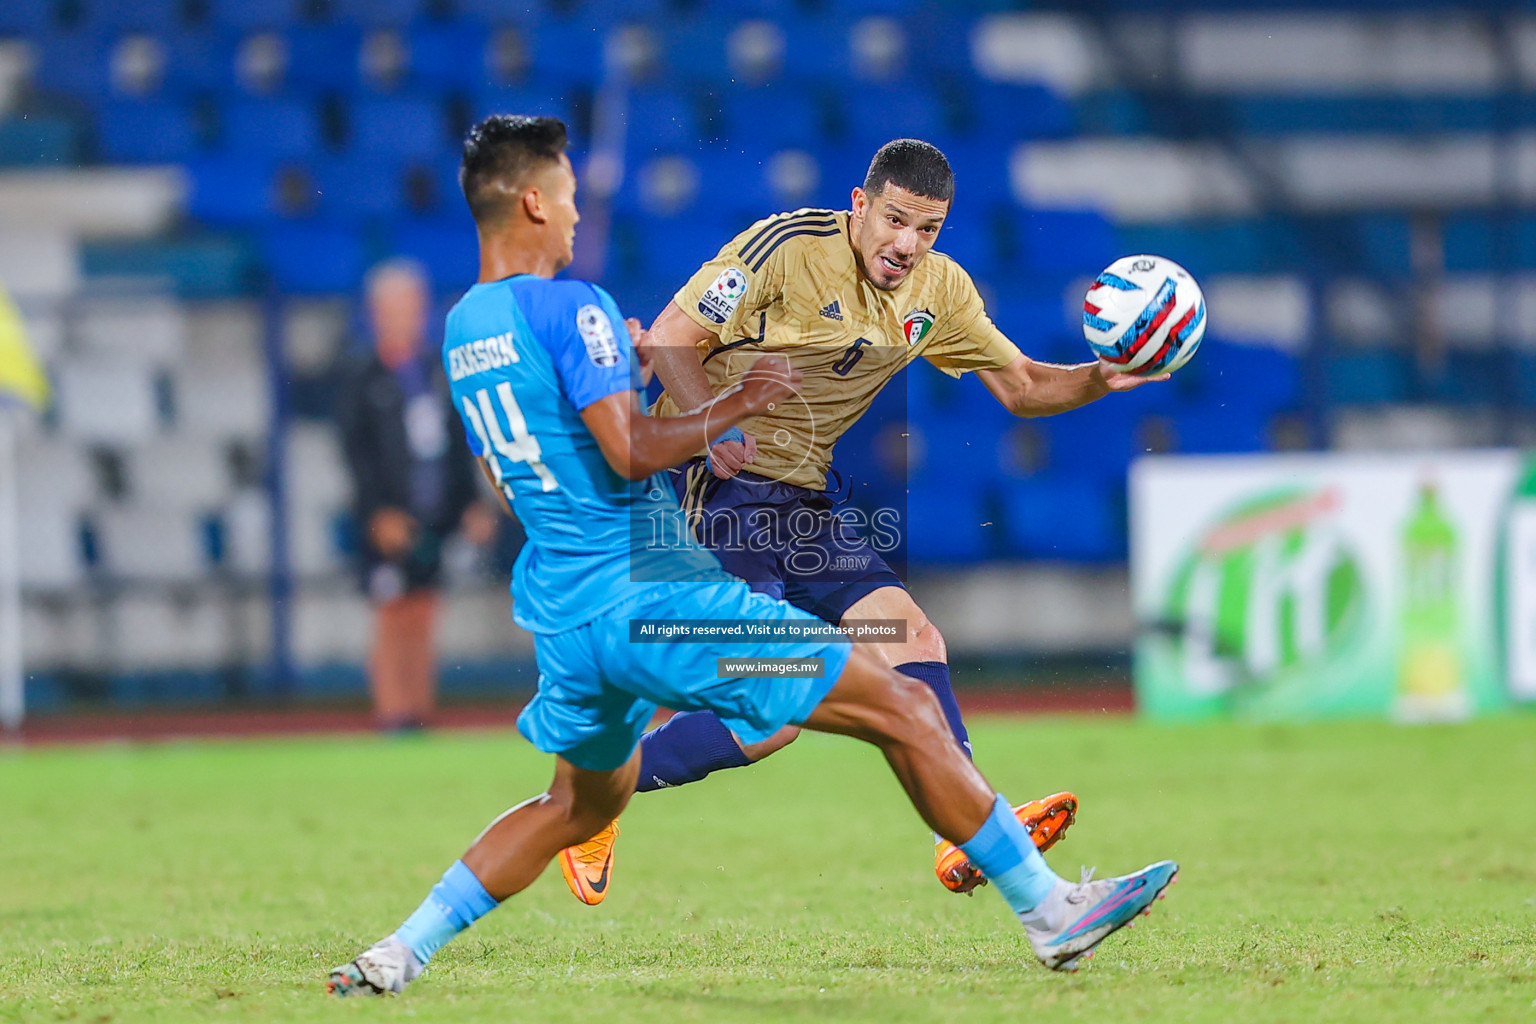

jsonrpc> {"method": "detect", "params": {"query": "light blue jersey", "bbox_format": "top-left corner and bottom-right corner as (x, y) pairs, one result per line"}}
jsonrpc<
(443, 275), (724, 635)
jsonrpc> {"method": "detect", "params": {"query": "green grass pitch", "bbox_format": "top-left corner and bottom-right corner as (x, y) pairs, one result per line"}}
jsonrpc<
(3, 715), (1535, 1023)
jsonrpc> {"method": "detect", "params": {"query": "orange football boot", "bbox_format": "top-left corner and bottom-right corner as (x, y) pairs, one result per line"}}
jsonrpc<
(559, 820), (619, 905)
(935, 791), (1078, 894)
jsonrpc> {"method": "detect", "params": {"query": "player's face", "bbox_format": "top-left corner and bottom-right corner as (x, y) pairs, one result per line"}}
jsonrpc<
(541, 153), (580, 272)
(849, 184), (949, 291)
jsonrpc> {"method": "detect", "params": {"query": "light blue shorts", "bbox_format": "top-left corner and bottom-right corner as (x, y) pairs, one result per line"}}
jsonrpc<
(517, 580), (852, 772)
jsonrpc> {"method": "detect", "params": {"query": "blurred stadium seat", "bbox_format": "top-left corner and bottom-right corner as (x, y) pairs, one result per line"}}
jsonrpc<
(6, 1), (1526, 702)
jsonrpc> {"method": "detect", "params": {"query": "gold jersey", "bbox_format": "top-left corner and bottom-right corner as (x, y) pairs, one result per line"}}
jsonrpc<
(653, 208), (1021, 490)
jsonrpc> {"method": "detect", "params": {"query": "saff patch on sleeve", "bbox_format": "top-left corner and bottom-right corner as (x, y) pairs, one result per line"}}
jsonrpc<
(697, 266), (748, 325)
(576, 304), (621, 367)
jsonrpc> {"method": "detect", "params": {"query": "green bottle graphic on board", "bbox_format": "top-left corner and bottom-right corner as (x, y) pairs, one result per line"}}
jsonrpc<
(1397, 481), (1469, 721)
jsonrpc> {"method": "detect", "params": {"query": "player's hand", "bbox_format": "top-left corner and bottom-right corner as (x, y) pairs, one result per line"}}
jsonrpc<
(1095, 359), (1171, 391)
(738, 355), (800, 416)
(626, 317), (655, 386)
(368, 507), (416, 559)
(708, 430), (758, 480)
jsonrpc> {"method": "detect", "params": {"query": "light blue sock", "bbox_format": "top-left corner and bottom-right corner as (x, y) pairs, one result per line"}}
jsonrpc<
(393, 860), (499, 965)
(959, 794), (1062, 915)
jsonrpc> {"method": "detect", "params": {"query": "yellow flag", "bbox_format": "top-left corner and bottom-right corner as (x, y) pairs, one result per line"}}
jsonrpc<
(0, 283), (47, 410)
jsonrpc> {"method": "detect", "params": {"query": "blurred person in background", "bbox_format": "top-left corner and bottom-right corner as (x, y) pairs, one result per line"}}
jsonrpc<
(338, 258), (497, 732)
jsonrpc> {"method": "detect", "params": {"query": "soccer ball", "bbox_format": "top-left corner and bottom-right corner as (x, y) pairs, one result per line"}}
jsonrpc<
(1082, 255), (1206, 376)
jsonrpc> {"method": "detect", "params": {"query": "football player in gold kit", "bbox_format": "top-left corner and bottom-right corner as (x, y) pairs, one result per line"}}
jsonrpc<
(556, 139), (1163, 905)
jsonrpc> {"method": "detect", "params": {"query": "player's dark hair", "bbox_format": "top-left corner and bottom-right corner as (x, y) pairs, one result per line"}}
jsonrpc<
(459, 114), (569, 224)
(863, 139), (954, 203)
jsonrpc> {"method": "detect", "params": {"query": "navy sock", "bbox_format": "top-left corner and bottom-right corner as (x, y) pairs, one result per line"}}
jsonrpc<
(635, 711), (753, 793)
(895, 660), (971, 758)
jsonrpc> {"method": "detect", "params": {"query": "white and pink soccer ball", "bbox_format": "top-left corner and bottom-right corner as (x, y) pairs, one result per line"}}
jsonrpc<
(1082, 255), (1207, 376)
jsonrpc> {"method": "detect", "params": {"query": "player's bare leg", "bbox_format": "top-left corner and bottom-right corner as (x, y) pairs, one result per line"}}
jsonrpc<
(802, 645), (1176, 972)
(328, 754), (637, 996)
(463, 752), (639, 898)
(799, 645), (993, 841)
(842, 585), (1078, 893)
(560, 712), (800, 903)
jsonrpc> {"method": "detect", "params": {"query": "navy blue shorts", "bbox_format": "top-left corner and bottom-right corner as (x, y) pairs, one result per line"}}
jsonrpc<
(670, 461), (905, 625)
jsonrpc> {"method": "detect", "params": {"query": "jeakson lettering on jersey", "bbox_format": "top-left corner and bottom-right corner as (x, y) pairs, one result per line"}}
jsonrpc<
(447, 331), (520, 381)
(442, 276), (724, 635)
(655, 209), (1022, 490)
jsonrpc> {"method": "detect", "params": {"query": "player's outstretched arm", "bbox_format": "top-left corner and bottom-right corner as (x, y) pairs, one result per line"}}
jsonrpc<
(581, 354), (799, 481)
(977, 354), (1169, 418)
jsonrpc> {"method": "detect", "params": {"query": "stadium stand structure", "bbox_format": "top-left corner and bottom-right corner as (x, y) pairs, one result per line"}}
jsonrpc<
(0, 1), (1524, 704)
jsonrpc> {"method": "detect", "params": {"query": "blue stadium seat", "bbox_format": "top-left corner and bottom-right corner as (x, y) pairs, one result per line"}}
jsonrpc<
(389, 215), (479, 292)
(88, 0), (181, 31)
(1421, 351), (1501, 405)
(720, 84), (823, 151)
(524, 18), (607, 87)
(614, 211), (739, 284)
(1117, 219), (1303, 277)
(779, 15), (858, 84)
(220, 98), (321, 159)
(1001, 475), (1122, 562)
(474, 87), (580, 143)
(1185, 341), (1301, 414)
(624, 87), (703, 157)
(185, 156), (277, 225)
(160, 31), (238, 94)
(31, 32), (112, 99)
(81, 234), (259, 297)
(1072, 88), (1152, 136)
(0, 0), (53, 32)
(1230, 96), (1496, 135)
(1008, 208), (1121, 277)
(207, 0), (302, 32)
(1039, 398), (1151, 484)
(1324, 350), (1412, 405)
(261, 221), (365, 293)
(1515, 353), (1536, 407)
(452, 0), (546, 23)
(841, 87), (946, 149)
(348, 95), (445, 160)
(327, 0), (424, 28)
(688, 150), (778, 225)
(659, 15), (734, 81)
(909, 413), (1007, 493)
(906, 485), (989, 565)
(931, 138), (1013, 209)
(0, 115), (80, 166)
(412, 20), (493, 93)
(96, 99), (199, 163)
(1171, 404), (1270, 455)
(312, 155), (405, 221)
(1356, 215), (1413, 277)
(932, 212), (997, 282)
(989, 292), (1079, 366)
(284, 24), (363, 93)
(963, 83), (1073, 142)
(1443, 214), (1493, 273)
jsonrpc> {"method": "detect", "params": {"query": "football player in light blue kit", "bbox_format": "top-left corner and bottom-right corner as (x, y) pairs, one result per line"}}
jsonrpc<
(327, 115), (1178, 996)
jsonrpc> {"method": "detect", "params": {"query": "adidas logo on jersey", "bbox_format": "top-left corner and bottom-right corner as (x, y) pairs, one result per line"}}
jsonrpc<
(820, 300), (844, 321)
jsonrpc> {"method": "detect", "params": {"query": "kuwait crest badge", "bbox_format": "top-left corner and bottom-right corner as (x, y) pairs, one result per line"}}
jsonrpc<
(902, 308), (934, 345)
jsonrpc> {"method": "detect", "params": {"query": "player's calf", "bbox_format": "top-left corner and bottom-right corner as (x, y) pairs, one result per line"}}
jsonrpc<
(327, 756), (637, 996)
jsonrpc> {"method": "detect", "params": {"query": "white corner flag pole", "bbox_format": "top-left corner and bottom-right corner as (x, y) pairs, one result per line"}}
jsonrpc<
(0, 407), (21, 733)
